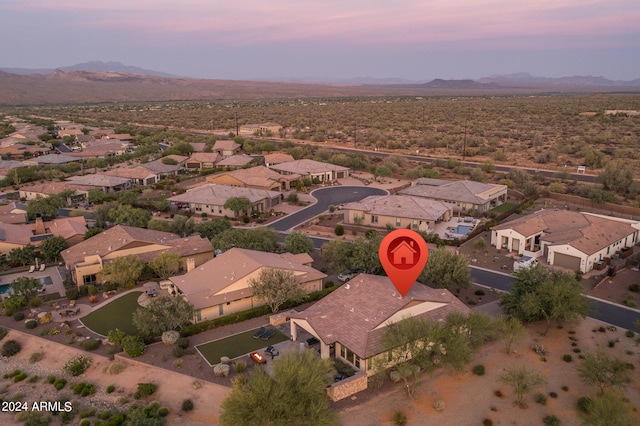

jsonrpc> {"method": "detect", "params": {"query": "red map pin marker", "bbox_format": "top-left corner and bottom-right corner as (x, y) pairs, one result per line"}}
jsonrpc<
(378, 229), (429, 297)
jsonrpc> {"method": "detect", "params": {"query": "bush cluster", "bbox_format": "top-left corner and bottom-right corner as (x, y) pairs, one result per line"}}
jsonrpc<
(0, 326), (7, 340)
(81, 339), (102, 351)
(134, 382), (158, 399)
(73, 382), (96, 397)
(181, 399), (194, 412)
(472, 365), (486, 376)
(62, 355), (92, 376)
(2, 339), (22, 357)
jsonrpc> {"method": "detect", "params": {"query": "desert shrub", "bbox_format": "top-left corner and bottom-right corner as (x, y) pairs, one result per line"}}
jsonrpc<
(107, 361), (127, 375)
(561, 386), (569, 392)
(134, 382), (157, 399)
(549, 392), (558, 398)
(81, 339), (102, 351)
(158, 407), (169, 417)
(13, 311), (25, 321)
(626, 329), (635, 338)
(62, 355), (92, 376)
(629, 283), (640, 292)
(181, 399), (194, 412)
(0, 326), (7, 340)
(2, 339), (22, 357)
(474, 289), (485, 296)
(334, 224), (344, 236)
(562, 354), (572, 362)
(39, 312), (52, 325)
(25, 319), (37, 329)
(13, 372), (28, 382)
(543, 415), (560, 426)
(106, 385), (116, 394)
(392, 409), (408, 426)
(577, 397), (593, 413)
(122, 335), (146, 358)
(472, 365), (486, 376)
(234, 360), (246, 373)
(73, 382), (96, 397)
(28, 375), (39, 383)
(173, 346), (185, 358)
(535, 393), (547, 405)
(483, 419), (494, 426)
(4, 369), (21, 378)
(433, 400), (446, 411)
(176, 337), (190, 349)
(54, 378), (67, 390)
(29, 352), (44, 363)
(79, 420), (90, 426)
(46, 375), (56, 384)
(494, 390), (503, 398)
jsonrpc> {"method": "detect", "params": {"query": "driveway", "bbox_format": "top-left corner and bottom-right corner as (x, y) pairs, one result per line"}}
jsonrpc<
(268, 186), (388, 232)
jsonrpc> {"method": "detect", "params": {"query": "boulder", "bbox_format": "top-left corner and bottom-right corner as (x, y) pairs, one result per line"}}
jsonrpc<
(161, 330), (180, 345)
(213, 363), (230, 377)
(220, 356), (231, 364)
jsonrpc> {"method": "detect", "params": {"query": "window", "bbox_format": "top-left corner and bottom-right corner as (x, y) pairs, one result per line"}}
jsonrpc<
(371, 215), (378, 224)
(412, 219), (418, 229)
(83, 274), (96, 285)
(396, 218), (401, 227)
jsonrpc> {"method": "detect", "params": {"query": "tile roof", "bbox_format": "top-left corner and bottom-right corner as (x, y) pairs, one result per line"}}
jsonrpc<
(343, 195), (453, 221)
(170, 248), (325, 310)
(264, 153), (295, 165)
(61, 224), (212, 266)
(290, 274), (469, 359)
(212, 140), (241, 151)
(493, 209), (640, 255)
(0, 216), (87, 246)
(103, 167), (157, 180)
(19, 182), (89, 196)
(208, 166), (300, 189)
(66, 174), (131, 188)
(269, 159), (348, 175)
(187, 152), (221, 164)
(167, 184), (280, 205)
(23, 154), (80, 165)
(216, 154), (255, 167)
(400, 180), (506, 205)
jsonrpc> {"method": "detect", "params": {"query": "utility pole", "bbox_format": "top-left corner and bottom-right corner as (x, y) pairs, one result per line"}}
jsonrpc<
(462, 117), (468, 161)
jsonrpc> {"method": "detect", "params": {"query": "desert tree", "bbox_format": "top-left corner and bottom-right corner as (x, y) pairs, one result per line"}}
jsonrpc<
(576, 348), (634, 395)
(169, 215), (195, 237)
(249, 268), (303, 314)
(578, 391), (636, 426)
(284, 231), (314, 254)
(132, 296), (195, 338)
(495, 316), (526, 354)
(320, 234), (382, 275)
(99, 255), (146, 290)
(108, 204), (151, 228)
(499, 365), (546, 407)
(10, 277), (43, 302)
(418, 247), (472, 291)
(223, 196), (253, 218)
(194, 217), (231, 240)
(220, 349), (337, 426)
(149, 251), (183, 280)
(39, 235), (68, 262)
(211, 227), (279, 253)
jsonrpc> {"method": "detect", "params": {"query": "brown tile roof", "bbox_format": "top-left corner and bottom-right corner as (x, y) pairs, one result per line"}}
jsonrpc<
(213, 140), (241, 151)
(264, 153), (295, 165)
(61, 225), (212, 266)
(170, 248), (325, 310)
(167, 183), (280, 205)
(217, 154), (255, 167)
(269, 159), (348, 175)
(493, 209), (639, 255)
(400, 180), (506, 205)
(343, 195), (453, 221)
(290, 274), (469, 359)
(0, 216), (87, 247)
(104, 167), (157, 180)
(208, 166), (300, 189)
(188, 152), (221, 164)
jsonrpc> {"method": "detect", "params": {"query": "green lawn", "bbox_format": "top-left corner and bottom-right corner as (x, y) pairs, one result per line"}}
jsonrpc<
(80, 292), (143, 336)
(196, 328), (288, 365)
(491, 203), (517, 213)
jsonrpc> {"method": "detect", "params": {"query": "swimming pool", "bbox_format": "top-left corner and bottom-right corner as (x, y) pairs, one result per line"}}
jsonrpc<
(450, 225), (472, 235)
(0, 284), (12, 295)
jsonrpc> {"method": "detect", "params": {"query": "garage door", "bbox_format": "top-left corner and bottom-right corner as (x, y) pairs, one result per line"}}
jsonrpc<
(553, 252), (581, 271)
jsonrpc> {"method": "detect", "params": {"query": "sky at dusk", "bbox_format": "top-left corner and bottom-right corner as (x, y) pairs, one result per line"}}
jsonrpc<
(2, 0), (639, 81)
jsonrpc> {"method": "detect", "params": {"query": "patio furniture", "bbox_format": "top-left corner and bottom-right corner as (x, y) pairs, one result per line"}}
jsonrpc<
(39, 264), (45, 271)
(252, 327), (266, 339)
(270, 350), (279, 360)
(265, 345), (274, 354)
(261, 328), (276, 340)
(60, 311), (68, 318)
(249, 351), (267, 365)
(68, 300), (76, 308)
(28, 265), (35, 273)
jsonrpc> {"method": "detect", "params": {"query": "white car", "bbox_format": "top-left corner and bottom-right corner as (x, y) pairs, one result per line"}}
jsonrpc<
(338, 272), (356, 282)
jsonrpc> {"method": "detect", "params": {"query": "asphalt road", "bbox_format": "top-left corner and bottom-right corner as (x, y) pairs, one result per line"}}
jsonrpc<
(268, 186), (388, 232)
(471, 266), (639, 330)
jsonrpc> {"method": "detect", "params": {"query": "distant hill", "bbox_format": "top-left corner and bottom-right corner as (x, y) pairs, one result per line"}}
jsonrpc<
(0, 68), (638, 106)
(0, 61), (179, 78)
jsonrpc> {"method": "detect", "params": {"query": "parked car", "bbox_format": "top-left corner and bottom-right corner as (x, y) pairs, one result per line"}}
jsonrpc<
(513, 256), (539, 272)
(338, 272), (357, 282)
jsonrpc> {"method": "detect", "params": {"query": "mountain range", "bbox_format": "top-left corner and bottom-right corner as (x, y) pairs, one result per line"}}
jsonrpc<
(1, 61), (639, 105)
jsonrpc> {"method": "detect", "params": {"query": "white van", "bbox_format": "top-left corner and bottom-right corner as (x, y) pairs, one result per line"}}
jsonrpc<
(513, 256), (539, 272)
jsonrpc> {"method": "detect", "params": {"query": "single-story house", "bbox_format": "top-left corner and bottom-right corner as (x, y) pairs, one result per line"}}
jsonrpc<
(0, 216), (87, 256)
(19, 182), (89, 203)
(184, 152), (221, 170)
(263, 153), (295, 167)
(216, 154), (257, 169)
(269, 159), (349, 182)
(491, 209), (640, 273)
(166, 184), (281, 216)
(205, 165), (300, 191)
(289, 274), (469, 376)
(170, 247), (325, 322)
(65, 174), (132, 193)
(212, 140), (241, 158)
(140, 155), (188, 178)
(342, 195), (454, 232)
(103, 167), (159, 186)
(61, 225), (213, 286)
(0, 202), (28, 224)
(67, 141), (133, 158)
(399, 179), (507, 214)
(22, 154), (83, 167)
